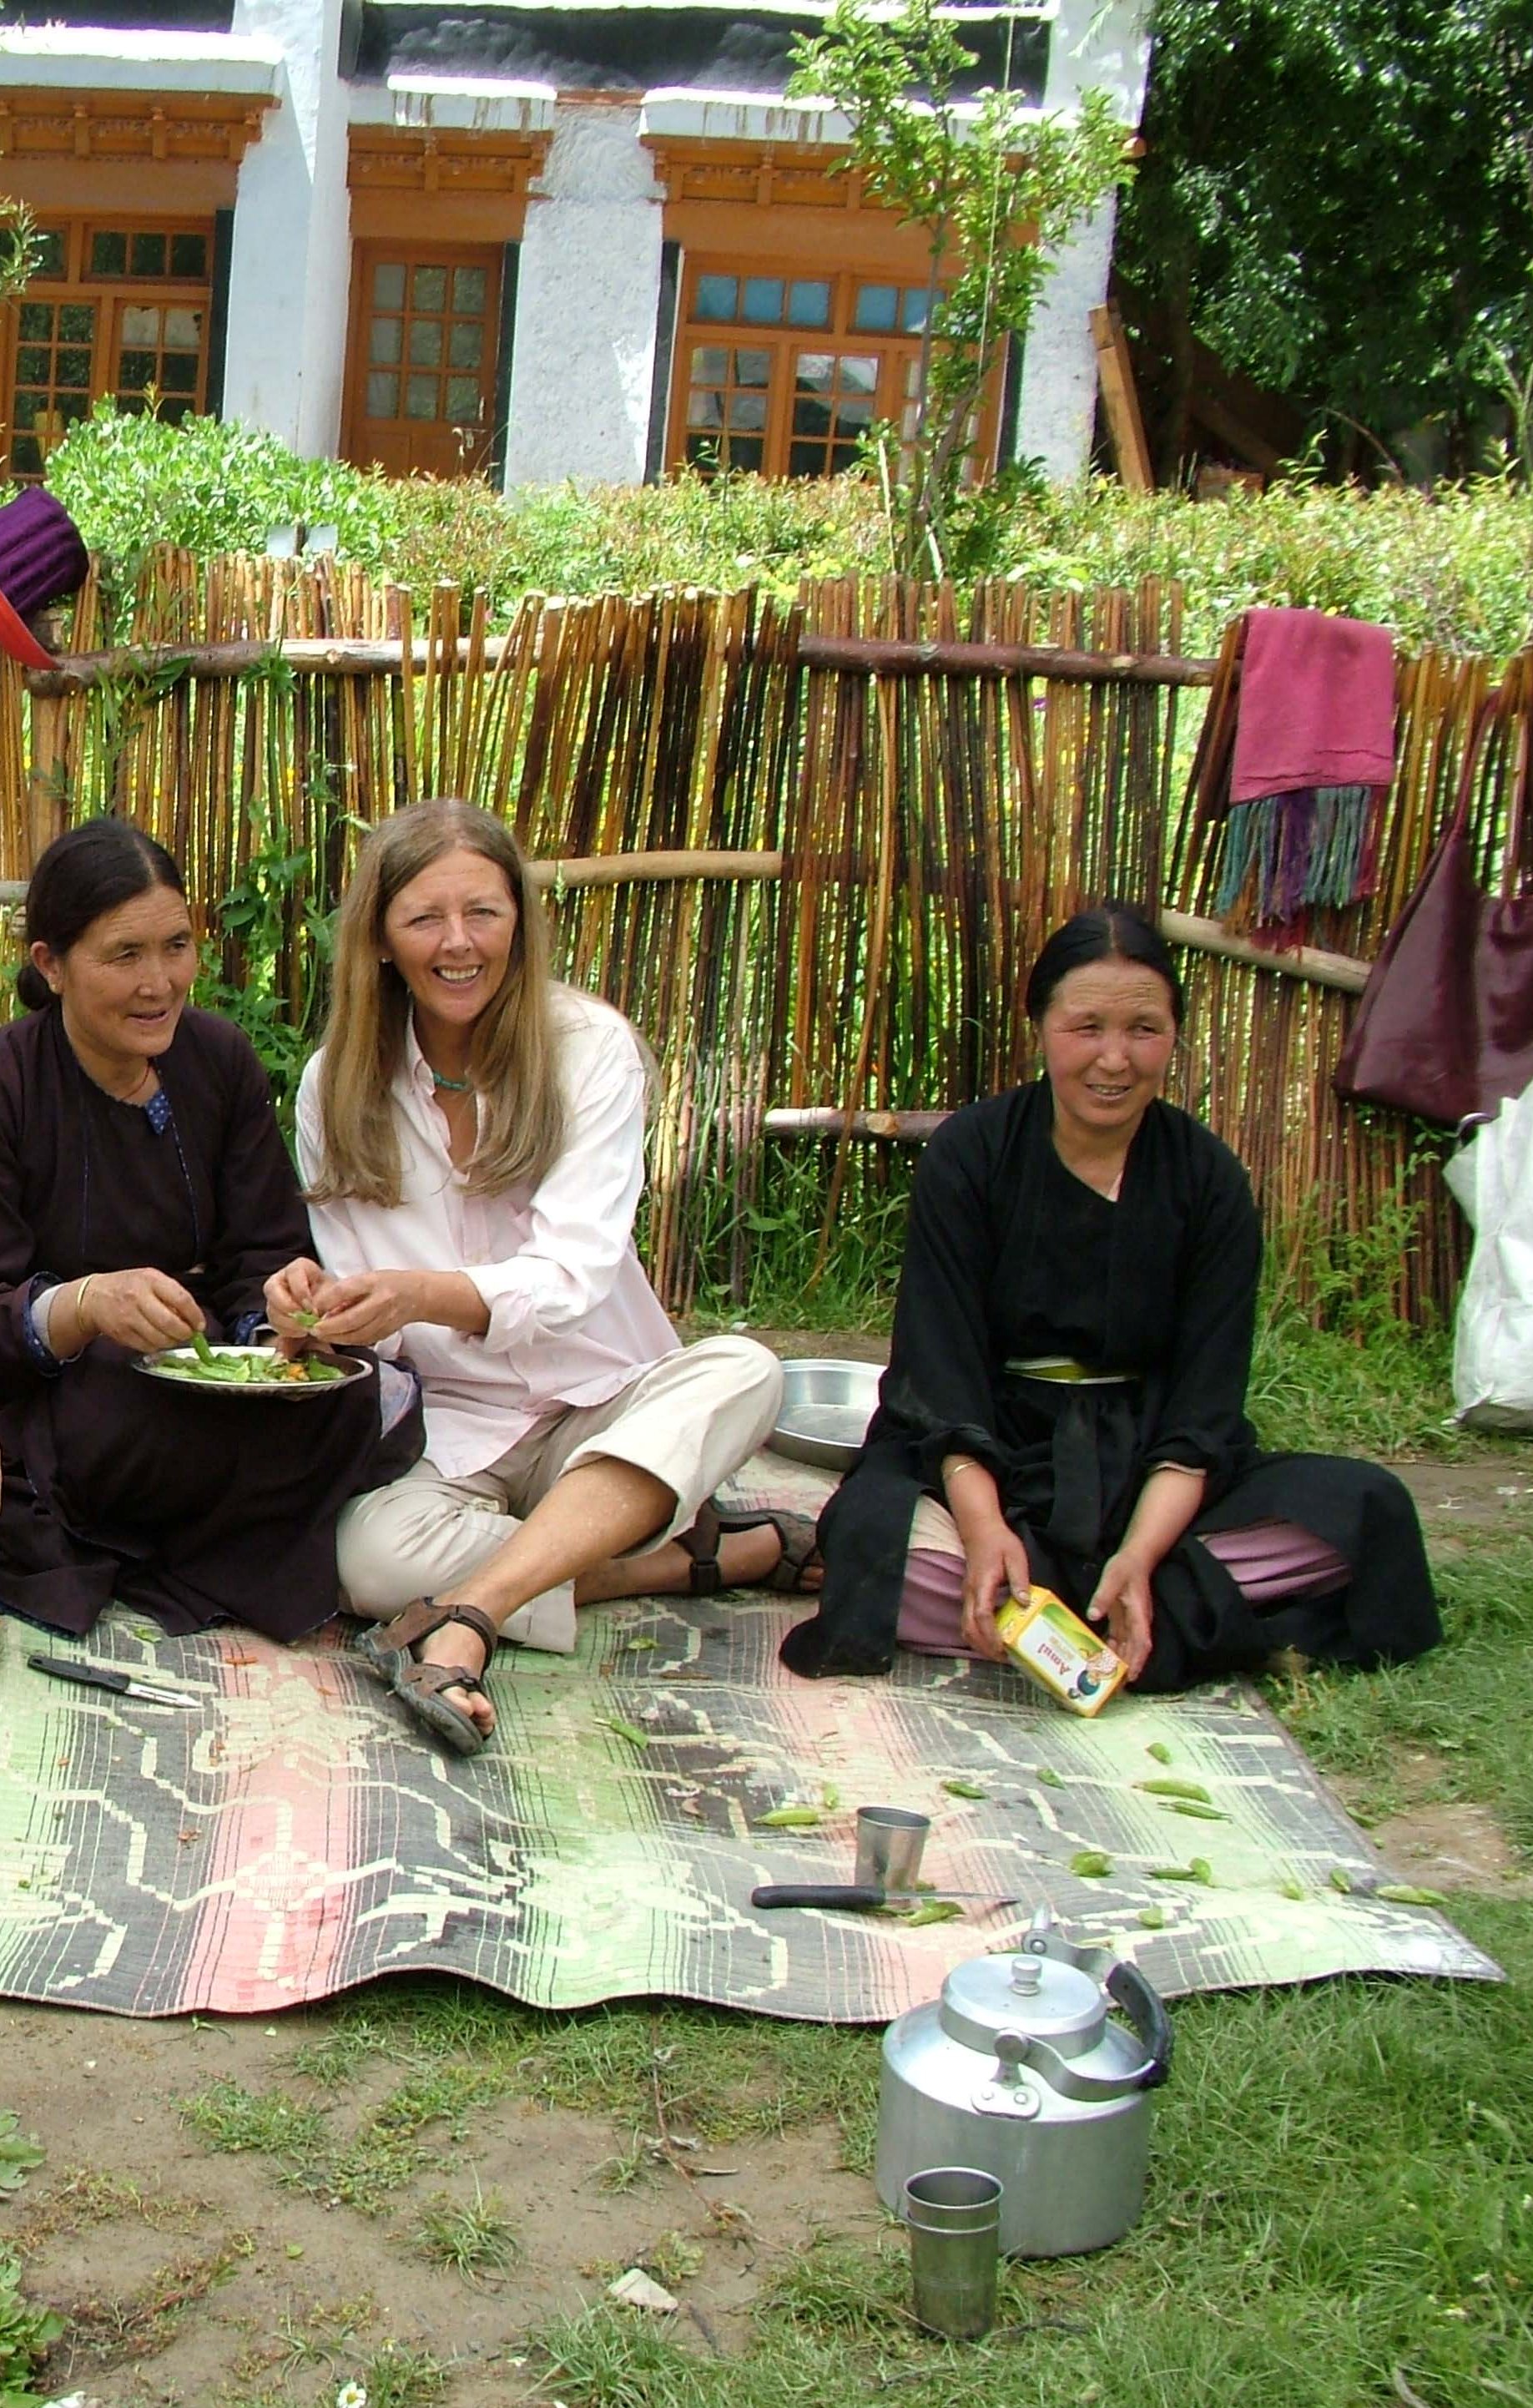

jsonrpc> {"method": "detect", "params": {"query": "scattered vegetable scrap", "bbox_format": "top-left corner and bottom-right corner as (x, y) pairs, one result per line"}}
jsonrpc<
(1146, 1741), (1175, 1765)
(1158, 1799), (1231, 1822)
(941, 1779), (989, 1800)
(1071, 1849), (1112, 1878)
(598, 1717), (651, 1748)
(755, 1806), (822, 1829)
(1135, 1778), (1213, 1803)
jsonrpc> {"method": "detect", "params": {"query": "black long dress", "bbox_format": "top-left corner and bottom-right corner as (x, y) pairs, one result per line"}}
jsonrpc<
(781, 1081), (1441, 1690)
(0, 1003), (423, 1638)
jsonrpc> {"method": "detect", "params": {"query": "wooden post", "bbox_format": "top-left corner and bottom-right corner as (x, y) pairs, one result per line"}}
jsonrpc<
(1090, 300), (1154, 492)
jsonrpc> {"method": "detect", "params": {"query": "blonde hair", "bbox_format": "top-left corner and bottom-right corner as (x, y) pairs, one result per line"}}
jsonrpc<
(308, 799), (567, 1206)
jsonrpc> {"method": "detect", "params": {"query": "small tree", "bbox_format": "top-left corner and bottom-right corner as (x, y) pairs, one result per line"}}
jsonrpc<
(789, 0), (1131, 575)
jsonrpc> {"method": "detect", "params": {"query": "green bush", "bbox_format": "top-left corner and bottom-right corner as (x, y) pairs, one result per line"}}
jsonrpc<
(42, 403), (1533, 657)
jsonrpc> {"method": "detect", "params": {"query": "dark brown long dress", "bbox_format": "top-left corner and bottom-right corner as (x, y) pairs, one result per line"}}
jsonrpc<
(0, 1002), (423, 1638)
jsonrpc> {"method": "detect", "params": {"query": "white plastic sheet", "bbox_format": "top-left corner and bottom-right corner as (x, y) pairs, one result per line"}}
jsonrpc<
(1443, 1082), (1533, 1431)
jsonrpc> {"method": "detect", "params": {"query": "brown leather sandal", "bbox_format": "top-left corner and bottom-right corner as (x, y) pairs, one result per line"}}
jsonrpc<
(676, 1498), (821, 1597)
(356, 1596), (500, 1757)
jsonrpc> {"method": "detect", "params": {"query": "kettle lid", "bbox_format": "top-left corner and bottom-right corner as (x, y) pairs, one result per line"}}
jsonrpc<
(938, 1948), (1107, 2058)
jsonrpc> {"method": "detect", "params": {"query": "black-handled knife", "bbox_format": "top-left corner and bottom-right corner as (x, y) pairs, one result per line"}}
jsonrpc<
(28, 1653), (198, 1709)
(751, 1884), (1026, 1911)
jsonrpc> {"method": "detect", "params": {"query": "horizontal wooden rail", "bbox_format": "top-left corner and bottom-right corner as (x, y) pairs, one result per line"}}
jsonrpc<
(764, 1108), (952, 1142)
(528, 849), (784, 891)
(796, 634), (1218, 686)
(1157, 908), (1371, 994)
(23, 631), (1220, 696)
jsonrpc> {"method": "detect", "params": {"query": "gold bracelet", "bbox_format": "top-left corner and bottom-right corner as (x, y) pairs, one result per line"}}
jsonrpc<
(73, 1275), (96, 1335)
(944, 1455), (988, 1482)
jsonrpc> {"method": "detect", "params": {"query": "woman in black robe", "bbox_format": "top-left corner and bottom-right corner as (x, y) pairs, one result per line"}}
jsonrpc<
(0, 820), (423, 1639)
(782, 904), (1440, 1692)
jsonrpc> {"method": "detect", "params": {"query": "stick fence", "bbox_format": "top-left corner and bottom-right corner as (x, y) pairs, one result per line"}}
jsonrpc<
(1, 548), (1524, 1320)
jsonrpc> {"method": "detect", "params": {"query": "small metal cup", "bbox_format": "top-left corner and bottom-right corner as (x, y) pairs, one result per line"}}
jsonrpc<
(855, 1806), (930, 1893)
(902, 2166), (1003, 2340)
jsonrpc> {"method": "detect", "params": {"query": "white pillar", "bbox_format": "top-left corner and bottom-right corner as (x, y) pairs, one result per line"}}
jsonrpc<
(222, 0), (351, 456)
(503, 103), (664, 487)
(1015, 0), (1152, 482)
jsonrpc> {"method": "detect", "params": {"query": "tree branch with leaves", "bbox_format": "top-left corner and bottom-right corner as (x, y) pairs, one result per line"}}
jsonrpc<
(789, 0), (1132, 575)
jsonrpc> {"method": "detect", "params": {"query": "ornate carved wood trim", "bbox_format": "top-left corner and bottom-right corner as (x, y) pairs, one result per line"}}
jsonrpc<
(347, 125), (547, 199)
(0, 88), (273, 166)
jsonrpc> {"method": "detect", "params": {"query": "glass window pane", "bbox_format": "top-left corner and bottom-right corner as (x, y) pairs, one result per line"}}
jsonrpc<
(722, 436), (763, 471)
(794, 354), (834, 394)
(373, 262), (406, 310)
(13, 392), (39, 430)
(369, 317), (402, 366)
(408, 318), (443, 367)
(164, 308), (201, 350)
(56, 348), (93, 387)
(446, 377), (480, 422)
(830, 441), (861, 474)
(169, 233), (208, 278)
(452, 265), (487, 313)
(788, 280), (830, 328)
(734, 349), (771, 387)
(90, 232), (129, 276)
(58, 392), (88, 427)
(693, 274), (737, 322)
(60, 305), (94, 343)
(161, 397), (194, 425)
(788, 440), (824, 477)
(118, 351), (158, 391)
(12, 437), (43, 477)
(854, 284), (898, 332)
(835, 396), (874, 432)
(18, 304), (53, 341)
(741, 276), (784, 325)
(726, 390), (767, 432)
(793, 395), (832, 435)
(129, 233), (167, 278)
(412, 266), (447, 311)
(405, 373), (439, 419)
(448, 319), (483, 370)
(35, 230), (66, 278)
(691, 346), (729, 383)
(687, 388), (724, 430)
(16, 348), (51, 385)
(902, 287), (932, 332)
(120, 305), (161, 346)
(838, 355), (879, 396)
(366, 371), (400, 417)
(161, 353), (199, 394)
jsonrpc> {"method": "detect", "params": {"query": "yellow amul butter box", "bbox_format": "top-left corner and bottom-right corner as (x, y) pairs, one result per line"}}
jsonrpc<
(994, 1587), (1128, 1715)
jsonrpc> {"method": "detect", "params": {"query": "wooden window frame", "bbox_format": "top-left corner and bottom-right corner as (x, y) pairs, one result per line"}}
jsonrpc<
(666, 255), (1001, 482)
(2, 214), (214, 481)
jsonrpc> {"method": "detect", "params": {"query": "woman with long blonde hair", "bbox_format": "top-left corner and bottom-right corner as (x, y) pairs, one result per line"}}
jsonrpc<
(268, 800), (816, 1754)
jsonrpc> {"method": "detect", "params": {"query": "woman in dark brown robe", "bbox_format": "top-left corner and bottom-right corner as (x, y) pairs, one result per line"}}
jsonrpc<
(0, 820), (423, 1639)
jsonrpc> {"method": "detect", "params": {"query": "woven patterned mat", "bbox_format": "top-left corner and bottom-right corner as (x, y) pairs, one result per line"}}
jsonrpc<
(0, 1453), (1499, 2019)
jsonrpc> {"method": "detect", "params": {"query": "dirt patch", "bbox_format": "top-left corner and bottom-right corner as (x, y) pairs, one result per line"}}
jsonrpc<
(1394, 1458), (1533, 1548)
(1, 2002), (875, 2405)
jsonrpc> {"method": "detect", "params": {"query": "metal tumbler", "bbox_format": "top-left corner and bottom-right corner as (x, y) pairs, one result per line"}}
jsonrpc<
(902, 2166), (1003, 2340)
(855, 1806), (930, 1892)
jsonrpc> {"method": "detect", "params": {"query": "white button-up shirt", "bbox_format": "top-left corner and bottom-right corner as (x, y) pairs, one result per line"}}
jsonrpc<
(296, 990), (679, 1477)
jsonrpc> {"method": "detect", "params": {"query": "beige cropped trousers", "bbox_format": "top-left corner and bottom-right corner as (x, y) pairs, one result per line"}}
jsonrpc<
(336, 1333), (783, 1653)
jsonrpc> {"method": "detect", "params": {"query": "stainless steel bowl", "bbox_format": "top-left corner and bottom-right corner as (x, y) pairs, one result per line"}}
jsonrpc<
(769, 1357), (883, 1472)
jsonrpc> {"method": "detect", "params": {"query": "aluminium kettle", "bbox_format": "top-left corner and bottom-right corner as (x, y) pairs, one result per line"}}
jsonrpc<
(875, 1903), (1172, 2258)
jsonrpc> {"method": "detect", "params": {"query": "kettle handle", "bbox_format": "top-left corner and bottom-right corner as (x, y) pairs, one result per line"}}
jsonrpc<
(1107, 1961), (1174, 2090)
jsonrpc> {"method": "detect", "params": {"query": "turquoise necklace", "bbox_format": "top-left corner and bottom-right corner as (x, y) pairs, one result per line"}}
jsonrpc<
(431, 1068), (473, 1094)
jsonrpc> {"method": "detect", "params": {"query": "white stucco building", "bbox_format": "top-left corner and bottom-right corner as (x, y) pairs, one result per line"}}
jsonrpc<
(0, 0), (1150, 491)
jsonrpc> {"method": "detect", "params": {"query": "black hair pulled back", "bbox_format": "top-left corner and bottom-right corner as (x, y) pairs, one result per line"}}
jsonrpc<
(18, 820), (186, 1012)
(1024, 901), (1185, 1029)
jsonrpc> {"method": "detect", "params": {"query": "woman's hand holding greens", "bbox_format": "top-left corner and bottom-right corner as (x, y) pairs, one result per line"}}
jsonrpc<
(59, 1266), (204, 1356)
(298, 1267), (491, 1348)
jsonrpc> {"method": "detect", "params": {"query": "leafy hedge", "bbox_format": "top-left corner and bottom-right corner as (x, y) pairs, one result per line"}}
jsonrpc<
(43, 401), (1533, 659)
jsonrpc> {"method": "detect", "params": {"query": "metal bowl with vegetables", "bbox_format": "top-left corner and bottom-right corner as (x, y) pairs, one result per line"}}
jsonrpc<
(135, 1333), (372, 1397)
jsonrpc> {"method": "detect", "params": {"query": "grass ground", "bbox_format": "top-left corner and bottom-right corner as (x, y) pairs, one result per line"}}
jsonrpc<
(2, 1315), (1530, 2408)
